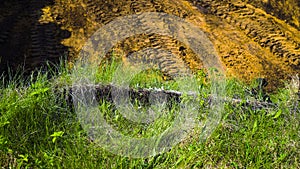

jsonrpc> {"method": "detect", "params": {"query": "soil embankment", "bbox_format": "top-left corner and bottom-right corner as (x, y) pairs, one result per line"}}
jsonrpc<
(0, 0), (299, 90)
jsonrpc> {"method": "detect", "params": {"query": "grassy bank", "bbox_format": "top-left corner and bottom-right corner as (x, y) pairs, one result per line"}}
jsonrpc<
(0, 59), (299, 168)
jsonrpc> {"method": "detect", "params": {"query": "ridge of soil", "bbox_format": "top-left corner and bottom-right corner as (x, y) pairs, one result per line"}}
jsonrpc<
(0, 0), (299, 90)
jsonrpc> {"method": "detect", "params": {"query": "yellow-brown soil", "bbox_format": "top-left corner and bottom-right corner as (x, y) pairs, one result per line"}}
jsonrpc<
(242, 0), (300, 30)
(0, 0), (299, 90)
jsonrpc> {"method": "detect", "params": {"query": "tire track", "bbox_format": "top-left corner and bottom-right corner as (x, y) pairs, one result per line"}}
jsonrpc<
(27, 0), (69, 71)
(0, 0), (31, 72)
(190, 0), (300, 69)
(0, 15), (13, 45)
(1, 0), (299, 89)
(84, 0), (201, 78)
(50, 0), (299, 89)
(0, 0), (71, 75)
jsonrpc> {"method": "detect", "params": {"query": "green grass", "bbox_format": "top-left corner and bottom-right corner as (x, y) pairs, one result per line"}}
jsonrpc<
(0, 58), (299, 168)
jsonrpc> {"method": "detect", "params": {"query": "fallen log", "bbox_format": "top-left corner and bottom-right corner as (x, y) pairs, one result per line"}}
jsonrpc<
(56, 84), (280, 110)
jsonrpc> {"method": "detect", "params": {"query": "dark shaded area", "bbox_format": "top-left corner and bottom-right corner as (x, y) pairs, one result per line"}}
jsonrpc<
(246, 78), (272, 102)
(0, 0), (70, 79)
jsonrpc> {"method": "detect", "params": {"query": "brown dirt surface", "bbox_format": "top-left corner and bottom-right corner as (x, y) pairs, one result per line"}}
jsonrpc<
(241, 0), (300, 30)
(0, 0), (299, 90)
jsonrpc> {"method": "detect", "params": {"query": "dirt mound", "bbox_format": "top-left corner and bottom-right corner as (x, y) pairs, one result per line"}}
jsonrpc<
(0, 0), (299, 90)
(189, 0), (300, 89)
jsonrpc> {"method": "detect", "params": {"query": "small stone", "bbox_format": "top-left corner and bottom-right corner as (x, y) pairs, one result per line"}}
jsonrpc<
(112, 7), (119, 13)
(144, 39), (150, 43)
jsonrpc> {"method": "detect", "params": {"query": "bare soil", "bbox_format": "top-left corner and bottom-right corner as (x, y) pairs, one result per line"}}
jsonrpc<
(0, 0), (299, 90)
